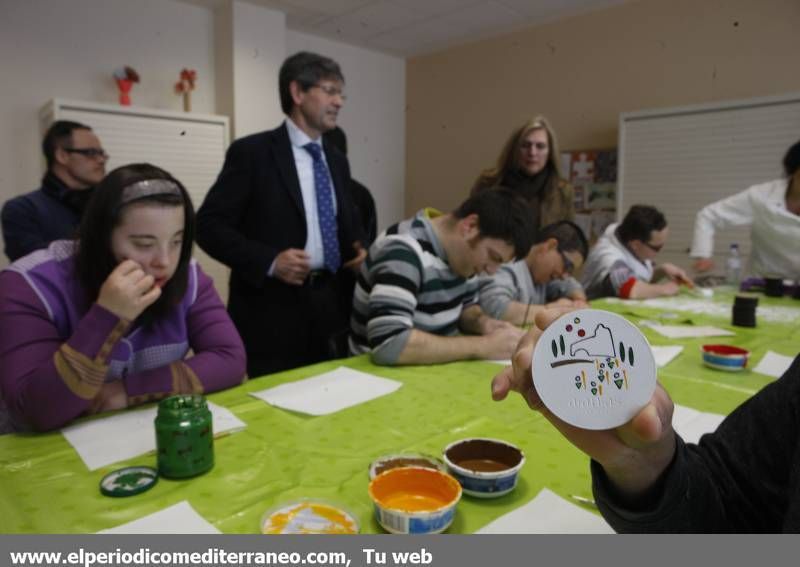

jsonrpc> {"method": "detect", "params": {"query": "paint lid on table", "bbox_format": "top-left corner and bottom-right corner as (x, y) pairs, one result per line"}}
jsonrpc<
(99, 466), (158, 497)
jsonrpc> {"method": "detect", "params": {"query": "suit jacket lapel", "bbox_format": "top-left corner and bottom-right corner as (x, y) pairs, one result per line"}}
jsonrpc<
(272, 124), (305, 217)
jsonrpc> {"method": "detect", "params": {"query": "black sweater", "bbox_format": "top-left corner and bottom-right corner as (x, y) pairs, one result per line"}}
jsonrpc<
(592, 355), (800, 532)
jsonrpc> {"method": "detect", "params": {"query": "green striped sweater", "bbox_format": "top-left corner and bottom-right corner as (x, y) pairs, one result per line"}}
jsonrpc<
(349, 209), (478, 364)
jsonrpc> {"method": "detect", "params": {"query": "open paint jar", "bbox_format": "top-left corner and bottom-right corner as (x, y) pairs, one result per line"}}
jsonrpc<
(443, 438), (525, 498)
(701, 344), (750, 371)
(368, 467), (461, 534)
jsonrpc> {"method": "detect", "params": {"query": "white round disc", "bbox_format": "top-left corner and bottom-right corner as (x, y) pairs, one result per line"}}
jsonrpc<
(531, 309), (657, 430)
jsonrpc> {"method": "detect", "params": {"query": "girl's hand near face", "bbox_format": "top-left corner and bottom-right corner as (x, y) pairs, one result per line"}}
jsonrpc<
(97, 259), (161, 321)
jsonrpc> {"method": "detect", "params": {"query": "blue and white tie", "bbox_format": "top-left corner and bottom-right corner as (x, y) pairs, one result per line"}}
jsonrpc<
(303, 142), (341, 273)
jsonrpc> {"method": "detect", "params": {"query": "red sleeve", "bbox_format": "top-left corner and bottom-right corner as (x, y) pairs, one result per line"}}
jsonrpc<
(618, 277), (638, 299)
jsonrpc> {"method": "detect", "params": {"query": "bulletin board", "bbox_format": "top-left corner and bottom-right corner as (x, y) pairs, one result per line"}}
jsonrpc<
(560, 148), (617, 244)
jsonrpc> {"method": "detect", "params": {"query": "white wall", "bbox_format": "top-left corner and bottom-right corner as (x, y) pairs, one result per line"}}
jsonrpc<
(0, 0), (406, 269)
(0, 0), (215, 267)
(287, 31), (406, 233)
(230, 1), (285, 138)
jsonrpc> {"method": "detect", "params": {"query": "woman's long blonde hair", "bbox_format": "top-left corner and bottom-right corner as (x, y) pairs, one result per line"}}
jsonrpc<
(473, 115), (563, 192)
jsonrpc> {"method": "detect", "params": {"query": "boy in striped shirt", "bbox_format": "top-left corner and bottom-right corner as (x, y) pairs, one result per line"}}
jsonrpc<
(349, 189), (536, 365)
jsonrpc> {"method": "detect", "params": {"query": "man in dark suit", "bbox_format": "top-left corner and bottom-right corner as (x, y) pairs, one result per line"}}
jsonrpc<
(196, 52), (366, 378)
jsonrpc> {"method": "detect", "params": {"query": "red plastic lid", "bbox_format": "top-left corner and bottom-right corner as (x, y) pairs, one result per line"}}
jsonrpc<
(702, 344), (749, 356)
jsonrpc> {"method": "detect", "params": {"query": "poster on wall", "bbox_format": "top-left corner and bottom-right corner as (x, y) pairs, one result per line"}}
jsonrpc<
(561, 148), (617, 244)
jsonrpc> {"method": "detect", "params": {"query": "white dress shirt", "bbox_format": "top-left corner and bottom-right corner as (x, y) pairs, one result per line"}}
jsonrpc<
(690, 179), (800, 278)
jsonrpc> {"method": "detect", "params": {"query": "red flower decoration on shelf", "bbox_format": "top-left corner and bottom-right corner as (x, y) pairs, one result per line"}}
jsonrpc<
(175, 68), (197, 112)
(113, 66), (140, 106)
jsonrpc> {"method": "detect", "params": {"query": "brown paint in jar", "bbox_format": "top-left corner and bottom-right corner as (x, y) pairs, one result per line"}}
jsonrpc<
(455, 458), (509, 472)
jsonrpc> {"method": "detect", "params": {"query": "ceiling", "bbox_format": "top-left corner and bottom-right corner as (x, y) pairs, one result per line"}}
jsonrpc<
(180, 0), (631, 57)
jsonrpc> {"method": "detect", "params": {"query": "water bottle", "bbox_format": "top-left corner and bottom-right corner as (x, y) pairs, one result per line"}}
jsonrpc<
(725, 243), (742, 290)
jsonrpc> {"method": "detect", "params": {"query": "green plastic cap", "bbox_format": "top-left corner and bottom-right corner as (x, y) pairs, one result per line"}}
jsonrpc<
(100, 466), (158, 497)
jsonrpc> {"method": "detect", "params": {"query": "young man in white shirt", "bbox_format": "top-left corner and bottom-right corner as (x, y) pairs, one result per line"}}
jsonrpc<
(581, 205), (693, 300)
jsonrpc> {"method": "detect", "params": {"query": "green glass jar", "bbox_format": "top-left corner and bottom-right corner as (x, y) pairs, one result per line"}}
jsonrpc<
(155, 395), (214, 479)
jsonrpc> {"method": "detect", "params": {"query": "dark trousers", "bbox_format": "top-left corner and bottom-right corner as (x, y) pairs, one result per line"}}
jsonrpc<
(229, 271), (350, 379)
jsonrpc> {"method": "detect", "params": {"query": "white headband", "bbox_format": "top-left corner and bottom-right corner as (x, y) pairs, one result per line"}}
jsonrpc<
(120, 178), (182, 205)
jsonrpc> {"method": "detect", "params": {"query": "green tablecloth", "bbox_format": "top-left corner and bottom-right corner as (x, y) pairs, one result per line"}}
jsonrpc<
(1, 291), (798, 533)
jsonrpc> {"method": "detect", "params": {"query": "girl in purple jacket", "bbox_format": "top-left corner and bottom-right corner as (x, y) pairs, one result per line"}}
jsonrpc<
(0, 163), (246, 432)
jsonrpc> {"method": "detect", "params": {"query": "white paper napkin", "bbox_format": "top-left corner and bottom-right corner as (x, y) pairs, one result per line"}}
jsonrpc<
(671, 403), (725, 444)
(250, 366), (402, 416)
(98, 501), (220, 534)
(476, 488), (614, 534)
(752, 351), (795, 378)
(62, 402), (245, 471)
(648, 325), (735, 339)
(651, 345), (684, 367)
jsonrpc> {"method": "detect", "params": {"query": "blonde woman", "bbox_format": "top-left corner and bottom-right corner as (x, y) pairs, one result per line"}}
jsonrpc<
(473, 116), (574, 231)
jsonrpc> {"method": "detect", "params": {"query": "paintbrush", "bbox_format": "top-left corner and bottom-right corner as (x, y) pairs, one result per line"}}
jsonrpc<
(569, 494), (598, 508)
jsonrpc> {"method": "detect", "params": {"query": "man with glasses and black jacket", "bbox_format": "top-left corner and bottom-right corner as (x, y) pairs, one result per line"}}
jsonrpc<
(1, 120), (108, 261)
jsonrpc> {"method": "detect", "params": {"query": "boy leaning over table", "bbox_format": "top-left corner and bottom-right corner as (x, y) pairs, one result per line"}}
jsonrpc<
(349, 189), (536, 366)
(478, 220), (590, 326)
(491, 309), (800, 532)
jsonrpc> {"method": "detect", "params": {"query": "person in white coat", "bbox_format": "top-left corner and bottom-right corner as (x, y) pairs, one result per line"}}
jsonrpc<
(690, 140), (800, 278)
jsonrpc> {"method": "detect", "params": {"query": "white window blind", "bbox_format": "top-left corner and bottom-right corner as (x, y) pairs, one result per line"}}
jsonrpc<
(41, 99), (231, 302)
(618, 93), (800, 270)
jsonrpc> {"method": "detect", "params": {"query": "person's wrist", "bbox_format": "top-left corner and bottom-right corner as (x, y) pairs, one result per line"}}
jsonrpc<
(474, 335), (491, 359)
(601, 433), (676, 500)
(96, 298), (128, 322)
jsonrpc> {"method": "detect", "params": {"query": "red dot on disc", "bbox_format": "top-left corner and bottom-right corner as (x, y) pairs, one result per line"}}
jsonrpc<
(577, 329), (586, 337)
